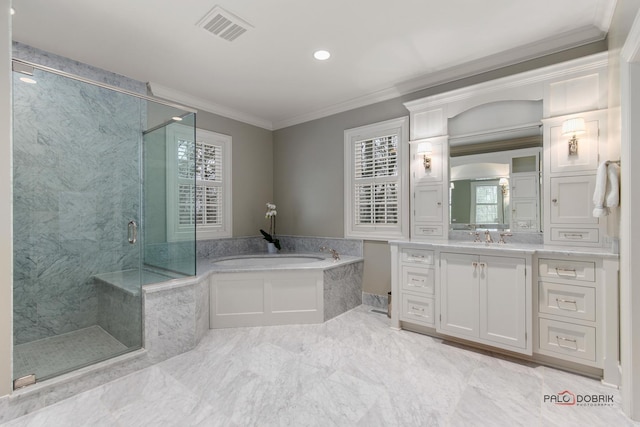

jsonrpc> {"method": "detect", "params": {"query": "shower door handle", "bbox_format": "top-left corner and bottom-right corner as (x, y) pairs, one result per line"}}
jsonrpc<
(128, 220), (137, 244)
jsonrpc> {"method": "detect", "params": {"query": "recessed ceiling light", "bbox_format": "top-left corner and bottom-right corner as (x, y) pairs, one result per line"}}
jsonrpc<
(313, 50), (331, 61)
(19, 77), (37, 84)
(172, 116), (183, 121)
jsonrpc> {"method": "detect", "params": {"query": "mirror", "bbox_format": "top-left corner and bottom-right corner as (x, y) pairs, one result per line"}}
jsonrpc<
(450, 143), (542, 232)
(448, 100), (543, 232)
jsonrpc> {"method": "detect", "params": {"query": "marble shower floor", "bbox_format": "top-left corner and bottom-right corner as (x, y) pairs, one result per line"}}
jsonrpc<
(3, 306), (638, 426)
(13, 326), (128, 381)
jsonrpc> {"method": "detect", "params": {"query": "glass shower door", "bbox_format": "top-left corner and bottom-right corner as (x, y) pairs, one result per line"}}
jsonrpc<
(12, 64), (145, 384)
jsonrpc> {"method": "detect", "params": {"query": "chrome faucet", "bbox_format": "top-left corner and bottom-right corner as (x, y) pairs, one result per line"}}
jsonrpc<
(484, 230), (494, 244)
(320, 246), (340, 261)
(498, 232), (513, 244)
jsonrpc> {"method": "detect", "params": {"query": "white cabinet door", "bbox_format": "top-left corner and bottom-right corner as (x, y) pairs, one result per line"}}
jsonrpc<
(550, 175), (598, 224)
(479, 256), (527, 350)
(439, 252), (531, 355)
(439, 253), (479, 338)
(414, 184), (443, 223)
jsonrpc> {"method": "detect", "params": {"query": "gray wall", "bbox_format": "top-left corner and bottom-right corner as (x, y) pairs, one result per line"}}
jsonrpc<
(195, 111), (273, 238)
(273, 41), (607, 296)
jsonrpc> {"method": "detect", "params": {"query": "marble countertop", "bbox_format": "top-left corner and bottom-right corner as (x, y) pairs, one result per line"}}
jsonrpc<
(389, 240), (619, 259)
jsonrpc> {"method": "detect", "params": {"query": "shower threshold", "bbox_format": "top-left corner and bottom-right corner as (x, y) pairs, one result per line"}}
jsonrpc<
(13, 325), (133, 383)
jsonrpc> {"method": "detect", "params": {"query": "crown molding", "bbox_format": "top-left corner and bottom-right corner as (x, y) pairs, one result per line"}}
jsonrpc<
(148, 82), (274, 130)
(403, 51), (608, 113)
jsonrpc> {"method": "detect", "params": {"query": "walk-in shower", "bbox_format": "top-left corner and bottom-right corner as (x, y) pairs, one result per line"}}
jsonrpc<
(11, 60), (196, 386)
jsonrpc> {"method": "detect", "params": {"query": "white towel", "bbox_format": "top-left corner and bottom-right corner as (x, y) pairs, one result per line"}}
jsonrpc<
(606, 162), (620, 208)
(593, 161), (608, 217)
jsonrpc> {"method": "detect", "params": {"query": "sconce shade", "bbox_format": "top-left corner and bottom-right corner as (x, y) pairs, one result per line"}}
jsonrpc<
(450, 182), (455, 190)
(417, 142), (433, 154)
(562, 118), (586, 136)
(498, 178), (509, 186)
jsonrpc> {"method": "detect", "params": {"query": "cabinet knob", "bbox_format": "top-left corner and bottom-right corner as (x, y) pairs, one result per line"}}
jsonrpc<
(552, 198), (558, 203)
(437, 202), (442, 206)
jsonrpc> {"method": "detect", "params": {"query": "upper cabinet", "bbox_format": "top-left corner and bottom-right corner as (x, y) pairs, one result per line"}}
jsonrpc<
(404, 52), (610, 246)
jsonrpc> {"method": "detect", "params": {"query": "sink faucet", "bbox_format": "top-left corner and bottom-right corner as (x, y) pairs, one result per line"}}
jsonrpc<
(469, 231), (481, 243)
(498, 232), (513, 244)
(484, 230), (494, 244)
(320, 246), (340, 261)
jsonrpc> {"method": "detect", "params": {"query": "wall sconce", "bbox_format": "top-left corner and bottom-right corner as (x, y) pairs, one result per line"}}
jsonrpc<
(450, 182), (455, 190)
(417, 142), (432, 171)
(499, 178), (509, 195)
(561, 117), (586, 156)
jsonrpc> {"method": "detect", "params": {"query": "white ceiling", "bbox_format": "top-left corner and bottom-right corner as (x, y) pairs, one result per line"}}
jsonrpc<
(11, 0), (616, 130)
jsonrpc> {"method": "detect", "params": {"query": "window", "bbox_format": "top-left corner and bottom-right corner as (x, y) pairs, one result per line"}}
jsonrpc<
(167, 126), (232, 241)
(344, 117), (408, 240)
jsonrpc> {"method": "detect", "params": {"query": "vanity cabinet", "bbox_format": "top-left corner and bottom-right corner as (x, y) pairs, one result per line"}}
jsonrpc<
(439, 252), (531, 355)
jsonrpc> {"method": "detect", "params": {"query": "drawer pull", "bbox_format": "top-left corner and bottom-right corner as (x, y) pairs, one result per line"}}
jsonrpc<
(408, 277), (426, 287)
(562, 233), (584, 240)
(555, 267), (577, 277)
(556, 297), (578, 308)
(409, 305), (428, 318)
(556, 298), (578, 310)
(556, 335), (578, 350)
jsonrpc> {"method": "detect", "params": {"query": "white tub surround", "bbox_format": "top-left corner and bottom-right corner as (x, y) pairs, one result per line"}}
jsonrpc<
(390, 240), (619, 385)
(206, 254), (364, 329)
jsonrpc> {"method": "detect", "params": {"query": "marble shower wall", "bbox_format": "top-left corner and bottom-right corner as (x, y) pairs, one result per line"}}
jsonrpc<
(12, 53), (145, 344)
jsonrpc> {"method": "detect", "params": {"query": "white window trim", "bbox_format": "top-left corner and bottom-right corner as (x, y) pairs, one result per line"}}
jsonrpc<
(166, 126), (232, 241)
(344, 117), (409, 241)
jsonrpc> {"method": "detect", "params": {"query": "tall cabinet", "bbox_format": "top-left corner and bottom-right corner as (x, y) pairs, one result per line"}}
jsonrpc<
(409, 136), (448, 240)
(542, 109), (608, 246)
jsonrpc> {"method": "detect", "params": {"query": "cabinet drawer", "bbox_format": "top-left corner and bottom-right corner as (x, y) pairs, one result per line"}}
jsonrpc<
(401, 266), (434, 295)
(401, 294), (435, 326)
(538, 318), (596, 363)
(538, 258), (596, 282)
(539, 281), (596, 321)
(401, 248), (434, 265)
(550, 227), (599, 244)
(413, 224), (444, 238)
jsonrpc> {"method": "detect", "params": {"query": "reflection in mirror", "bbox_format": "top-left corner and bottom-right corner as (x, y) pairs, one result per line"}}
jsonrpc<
(448, 100), (543, 233)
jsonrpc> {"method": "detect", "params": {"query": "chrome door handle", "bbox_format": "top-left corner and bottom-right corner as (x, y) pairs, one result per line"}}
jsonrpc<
(128, 220), (137, 244)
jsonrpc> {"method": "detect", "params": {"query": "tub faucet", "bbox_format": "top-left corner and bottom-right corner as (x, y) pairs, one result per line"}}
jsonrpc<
(320, 246), (340, 261)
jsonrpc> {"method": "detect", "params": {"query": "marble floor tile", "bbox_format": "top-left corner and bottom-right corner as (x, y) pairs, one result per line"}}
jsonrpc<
(2, 306), (638, 426)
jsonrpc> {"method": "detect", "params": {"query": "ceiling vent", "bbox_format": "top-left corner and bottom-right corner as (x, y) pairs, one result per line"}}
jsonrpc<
(196, 6), (253, 42)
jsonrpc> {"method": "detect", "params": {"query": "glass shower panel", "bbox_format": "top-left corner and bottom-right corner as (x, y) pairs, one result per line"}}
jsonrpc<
(143, 109), (196, 277)
(12, 66), (146, 383)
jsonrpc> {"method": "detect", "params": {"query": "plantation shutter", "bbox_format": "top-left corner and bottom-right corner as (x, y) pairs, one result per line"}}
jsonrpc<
(353, 134), (399, 225)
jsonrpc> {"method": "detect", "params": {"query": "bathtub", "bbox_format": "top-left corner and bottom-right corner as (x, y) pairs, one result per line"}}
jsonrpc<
(207, 253), (363, 328)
